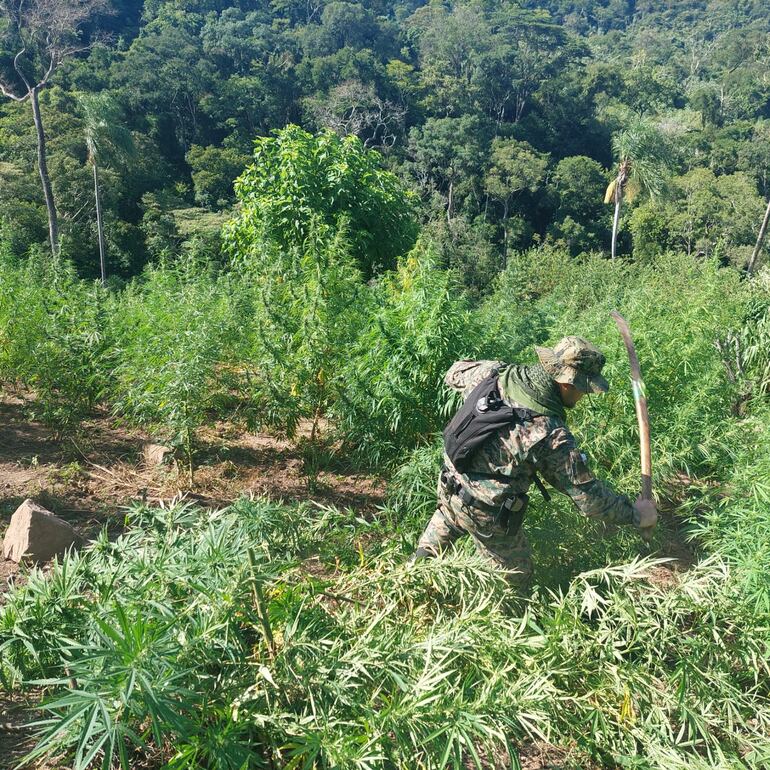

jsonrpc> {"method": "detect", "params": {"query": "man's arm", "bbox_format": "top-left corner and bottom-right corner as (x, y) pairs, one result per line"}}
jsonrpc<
(535, 426), (638, 525)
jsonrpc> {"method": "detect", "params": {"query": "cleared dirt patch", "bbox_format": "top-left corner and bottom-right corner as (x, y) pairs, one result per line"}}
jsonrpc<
(1, 393), (386, 594)
(0, 688), (46, 769)
(517, 741), (596, 769)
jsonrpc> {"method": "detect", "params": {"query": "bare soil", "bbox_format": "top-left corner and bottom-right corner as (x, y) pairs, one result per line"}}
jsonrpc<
(517, 741), (599, 770)
(0, 392), (385, 593)
(462, 739), (599, 769)
(642, 485), (700, 589)
(0, 689), (48, 770)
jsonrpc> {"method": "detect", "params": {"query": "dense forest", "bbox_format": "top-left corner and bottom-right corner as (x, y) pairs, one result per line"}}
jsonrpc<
(2, 2), (770, 769)
(1, 0), (770, 281)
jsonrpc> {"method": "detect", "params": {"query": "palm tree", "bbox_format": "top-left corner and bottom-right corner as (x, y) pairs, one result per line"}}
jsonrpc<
(79, 94), (134, 285)
(604, 121), (670, 259)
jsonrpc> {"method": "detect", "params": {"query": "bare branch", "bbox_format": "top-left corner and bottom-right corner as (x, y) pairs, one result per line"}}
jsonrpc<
(306, 81), (406, 152)
(0, 77), (26, 100)
(12, 45), (32, 91)
(1, 0), (110, 93)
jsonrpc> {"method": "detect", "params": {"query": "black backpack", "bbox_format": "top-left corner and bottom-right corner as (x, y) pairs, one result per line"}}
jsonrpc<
(443, 370), (534, 472)
(442, 370), (552, 501)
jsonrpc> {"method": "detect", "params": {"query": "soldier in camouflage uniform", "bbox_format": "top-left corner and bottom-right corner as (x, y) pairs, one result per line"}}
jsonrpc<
(411, 336), (658, 586)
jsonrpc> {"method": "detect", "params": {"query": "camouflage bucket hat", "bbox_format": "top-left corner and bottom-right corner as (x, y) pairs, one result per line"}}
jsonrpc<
(534, 336), (609, 394)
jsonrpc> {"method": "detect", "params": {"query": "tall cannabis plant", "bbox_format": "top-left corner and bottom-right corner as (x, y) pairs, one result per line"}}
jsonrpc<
(243, 222), (366, 442)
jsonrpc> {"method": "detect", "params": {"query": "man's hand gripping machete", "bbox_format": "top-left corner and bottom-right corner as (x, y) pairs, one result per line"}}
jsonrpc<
(611, 311), (655, 542)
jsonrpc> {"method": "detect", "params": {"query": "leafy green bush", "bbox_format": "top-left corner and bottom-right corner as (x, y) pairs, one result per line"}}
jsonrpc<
(225, 125), (419, 277)
(382, 438), (443, 534)
(106, 257), (244, 475)
(735, 272), (770, 399)
(334, 244), (477, 466)
(239, 223), (367, 442)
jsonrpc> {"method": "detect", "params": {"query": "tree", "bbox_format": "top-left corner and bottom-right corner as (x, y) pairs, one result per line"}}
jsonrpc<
(747, 198), (770, 275)
(548, 155), (608, 255)
(299, 2), (384, 58)
(604, 121), (670, 259)
(186, 144), (249, 209)
(0, 0), (107, 257)
(633, 168), (765, 265)
(79, 93), (134, 285)
(620, 54), (679, 117)
(712, 173), (766, 261)
(485, 6), (569, 125)
(407, 2), (491, 117)
(740, 120), (770, 199)
(115, 8), (215, 153)
(744, 121), (770, 274)
(406, 116), (491, 223)
(304, 80), (406, 151)
(484, 138), (549, 256)
(664, 167), (721, 258)
(225, 126), (418, 277)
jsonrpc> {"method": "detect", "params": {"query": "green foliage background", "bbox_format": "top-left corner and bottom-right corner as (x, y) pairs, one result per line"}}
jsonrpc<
(2, 0), (770, 279)
(2, 1), (770, 768)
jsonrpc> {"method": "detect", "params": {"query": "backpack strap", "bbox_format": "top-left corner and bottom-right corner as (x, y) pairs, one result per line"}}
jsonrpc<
(476, 469), (551, 503)
(461, 397), (553, 503)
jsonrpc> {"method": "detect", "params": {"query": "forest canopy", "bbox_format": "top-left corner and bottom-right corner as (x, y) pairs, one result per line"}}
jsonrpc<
(1, 0), (769, 282)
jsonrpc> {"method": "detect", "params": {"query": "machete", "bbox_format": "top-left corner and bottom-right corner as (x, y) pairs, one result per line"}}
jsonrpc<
(611, 311), (654, 540)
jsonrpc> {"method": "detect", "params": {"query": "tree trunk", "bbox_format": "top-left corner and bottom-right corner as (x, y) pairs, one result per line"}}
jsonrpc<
(447, 180), (454, 223)
(30, 87), (59, 259)
(747, 197), (770, 275)
(502, 198), (510, 264)
(93, 162), (107, 285)
(611, 180), (623, 260)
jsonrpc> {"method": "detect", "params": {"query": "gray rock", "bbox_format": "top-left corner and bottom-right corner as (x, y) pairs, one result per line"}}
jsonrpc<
(2, 499), (81, 564)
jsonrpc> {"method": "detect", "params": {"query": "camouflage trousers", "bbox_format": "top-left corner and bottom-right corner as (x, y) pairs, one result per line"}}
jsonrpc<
(416, 483), (533, 587)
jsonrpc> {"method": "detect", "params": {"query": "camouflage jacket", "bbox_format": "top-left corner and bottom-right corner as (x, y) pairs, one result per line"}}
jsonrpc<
(443, 360), (637, 526)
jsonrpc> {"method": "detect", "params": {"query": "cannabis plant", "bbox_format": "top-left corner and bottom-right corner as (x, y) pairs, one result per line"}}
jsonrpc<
(106, 258), (242, 477)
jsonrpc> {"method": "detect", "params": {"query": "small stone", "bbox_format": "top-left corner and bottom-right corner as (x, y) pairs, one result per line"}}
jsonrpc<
(2, 499), (81, 564)
(143, 443), (173, 466)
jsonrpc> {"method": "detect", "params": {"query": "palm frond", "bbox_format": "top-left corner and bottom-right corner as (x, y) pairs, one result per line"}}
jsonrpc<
(77, 92), (135, 165)
(611, 119), (671, 201)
